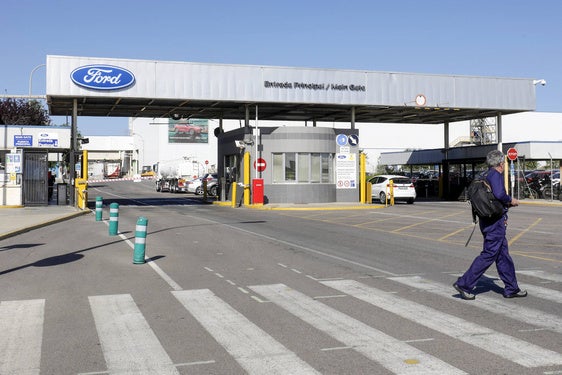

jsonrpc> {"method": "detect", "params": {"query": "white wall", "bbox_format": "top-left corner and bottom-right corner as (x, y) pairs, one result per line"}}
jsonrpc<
(124, 111), (562, 174)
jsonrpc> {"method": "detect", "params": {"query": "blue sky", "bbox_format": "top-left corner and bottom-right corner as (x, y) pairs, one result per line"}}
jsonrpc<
(2, 0), (560, 136)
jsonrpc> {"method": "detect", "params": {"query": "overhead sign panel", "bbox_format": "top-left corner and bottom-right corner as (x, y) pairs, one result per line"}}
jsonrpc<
(47, 55), (536, 112)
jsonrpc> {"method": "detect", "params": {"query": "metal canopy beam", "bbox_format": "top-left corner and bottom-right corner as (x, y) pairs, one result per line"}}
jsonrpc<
(47, 96), (522, 125)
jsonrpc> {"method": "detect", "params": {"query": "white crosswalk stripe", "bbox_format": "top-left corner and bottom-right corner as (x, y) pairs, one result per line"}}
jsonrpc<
(4, 279), (562, 374)
(389, 276), (562, 334)
(172, 289), (320, 374)
(0, 299), (44, 375)
(517, 269), (562, 283)
(321, 279), (562, 367)
(482, 274), (562, 304)
(88, 294), (179, 375)
(250, 283), (467, 375)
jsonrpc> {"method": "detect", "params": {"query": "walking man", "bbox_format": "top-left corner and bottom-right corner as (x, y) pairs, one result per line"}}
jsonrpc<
(454, 150), (527, 300)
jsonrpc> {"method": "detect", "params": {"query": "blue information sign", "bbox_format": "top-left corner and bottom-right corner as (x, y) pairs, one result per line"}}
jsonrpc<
(14, 135), (32, 147)
(336, 134), (348, 146)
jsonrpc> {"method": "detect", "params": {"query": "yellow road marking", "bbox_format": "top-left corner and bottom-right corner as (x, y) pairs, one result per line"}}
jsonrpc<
(392, 211), (463, 233)
(509, 218), (542, 247)
(439, 224), (475, 241)
(511, 251), (562, 263)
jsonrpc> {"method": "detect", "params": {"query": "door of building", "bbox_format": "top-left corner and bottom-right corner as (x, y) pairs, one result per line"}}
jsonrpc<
(23, 151), (48, 206)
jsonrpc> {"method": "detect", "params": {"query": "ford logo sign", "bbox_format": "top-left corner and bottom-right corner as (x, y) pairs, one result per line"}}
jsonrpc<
(71, 65), (135, 90)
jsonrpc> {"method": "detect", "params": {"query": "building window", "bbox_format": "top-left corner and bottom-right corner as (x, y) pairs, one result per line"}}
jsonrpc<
(297, 153), (309, 182)
(272, 154), (284, 183)
(272, 153), (333, 183)
(285, 153), (296, 181)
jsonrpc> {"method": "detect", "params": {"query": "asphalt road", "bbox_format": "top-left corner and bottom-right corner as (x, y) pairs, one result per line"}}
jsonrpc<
(1, 179), (561, 375)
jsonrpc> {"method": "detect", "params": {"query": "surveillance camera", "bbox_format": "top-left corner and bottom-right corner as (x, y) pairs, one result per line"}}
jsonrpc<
(235, 140), (245, 148)
(533, 79), (546, 86)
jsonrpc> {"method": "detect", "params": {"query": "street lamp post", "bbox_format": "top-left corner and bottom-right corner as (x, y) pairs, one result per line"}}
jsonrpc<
(29, 64), (46, 98)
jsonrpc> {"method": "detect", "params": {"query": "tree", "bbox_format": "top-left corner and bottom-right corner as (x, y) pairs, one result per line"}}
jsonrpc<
(0, 98), (51, 125)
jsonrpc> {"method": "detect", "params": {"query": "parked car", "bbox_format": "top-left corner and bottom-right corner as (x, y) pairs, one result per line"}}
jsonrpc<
(186, 177), (203, 195)
(369, 175), (416, 204)
(200, 173), (219, 196)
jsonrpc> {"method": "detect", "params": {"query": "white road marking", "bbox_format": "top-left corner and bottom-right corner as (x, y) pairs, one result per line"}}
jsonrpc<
(88, 294), (179, 375)
(322, 279), (562, 368)
(484, 274), (562, 304)
(518, 270), (562, 283)
(101, 220), (183, 291)
(186, 214), (397, 276)
(250, 283), (466, 375)
(389, 276), (562, 334)
(172, 289), (320, 374)
(0, 299), (44, 375)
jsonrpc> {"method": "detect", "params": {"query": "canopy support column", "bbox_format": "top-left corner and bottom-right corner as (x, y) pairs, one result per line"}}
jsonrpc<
(69, 99), (77, 206)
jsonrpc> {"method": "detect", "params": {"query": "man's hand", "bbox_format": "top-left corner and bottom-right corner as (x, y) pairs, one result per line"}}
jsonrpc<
(510, 198), (519, 207)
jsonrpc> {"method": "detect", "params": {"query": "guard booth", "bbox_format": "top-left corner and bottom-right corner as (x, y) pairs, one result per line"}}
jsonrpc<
(0, 125), (71, 207)
(217, 126), (360, 204)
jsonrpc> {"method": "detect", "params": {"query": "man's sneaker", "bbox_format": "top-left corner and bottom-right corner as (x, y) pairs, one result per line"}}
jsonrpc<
(503, 289), (528, 298)
(453, 281), (475, 300)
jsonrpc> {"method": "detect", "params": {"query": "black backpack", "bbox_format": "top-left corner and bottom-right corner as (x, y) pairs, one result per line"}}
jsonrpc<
(467, 172), (504, 223)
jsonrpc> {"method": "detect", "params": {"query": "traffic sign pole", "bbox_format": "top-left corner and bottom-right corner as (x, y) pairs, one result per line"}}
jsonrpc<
(506, 148), (518, 196)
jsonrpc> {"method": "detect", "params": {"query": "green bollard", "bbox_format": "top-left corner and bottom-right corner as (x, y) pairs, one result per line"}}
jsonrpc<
(109, 203), (119, 236)
(95, 196), (103, 221)
(133, 216), (148, 264)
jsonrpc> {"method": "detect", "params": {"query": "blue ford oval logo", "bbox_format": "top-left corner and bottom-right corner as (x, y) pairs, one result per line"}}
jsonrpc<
(71, 65), (135, 90)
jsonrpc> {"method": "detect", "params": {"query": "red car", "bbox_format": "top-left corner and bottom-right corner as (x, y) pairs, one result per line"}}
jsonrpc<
(172, 123), (203, 137)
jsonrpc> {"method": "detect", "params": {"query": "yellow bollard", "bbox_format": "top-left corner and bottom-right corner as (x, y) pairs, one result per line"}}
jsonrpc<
(243, 152), (250, 206)
(389, 179), (395, 206)
(231, 181), (237, 208)
(360, 153), (366, 203)
(75, 178), (88, 210)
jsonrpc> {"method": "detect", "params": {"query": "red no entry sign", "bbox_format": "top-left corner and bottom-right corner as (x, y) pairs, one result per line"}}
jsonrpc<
(254, 158), (267, 172)
(507, 148), (518, 161)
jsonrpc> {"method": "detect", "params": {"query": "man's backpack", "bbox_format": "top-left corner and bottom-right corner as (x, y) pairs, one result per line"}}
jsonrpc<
(467, 173), (504, 222)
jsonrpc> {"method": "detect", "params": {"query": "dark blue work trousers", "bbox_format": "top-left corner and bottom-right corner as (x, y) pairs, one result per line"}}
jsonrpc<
(457, 214), (520, 296)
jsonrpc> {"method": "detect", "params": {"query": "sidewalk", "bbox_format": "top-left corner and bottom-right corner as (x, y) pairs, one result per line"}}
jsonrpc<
(0, 205), (90, 240)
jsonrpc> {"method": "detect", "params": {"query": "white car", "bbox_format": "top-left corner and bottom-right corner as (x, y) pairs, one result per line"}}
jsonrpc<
(186, 177), (203, 194)
(369, 175), (416, 204)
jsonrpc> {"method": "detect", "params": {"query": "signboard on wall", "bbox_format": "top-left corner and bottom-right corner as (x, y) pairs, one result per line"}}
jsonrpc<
(335, 153), (357, 189)
(14, 135), (32, 147)
(168, 119), (209, 144)
(6, 153), (22, 173)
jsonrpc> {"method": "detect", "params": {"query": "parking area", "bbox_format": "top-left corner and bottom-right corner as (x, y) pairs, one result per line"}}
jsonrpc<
(278, 200), (562, 264)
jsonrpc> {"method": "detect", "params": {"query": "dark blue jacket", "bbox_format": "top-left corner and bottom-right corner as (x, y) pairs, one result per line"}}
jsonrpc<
(485, 167), (512, 207)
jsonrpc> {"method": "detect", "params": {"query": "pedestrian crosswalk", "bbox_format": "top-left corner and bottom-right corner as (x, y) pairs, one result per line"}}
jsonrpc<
(1, 275), (561, 374)
(0, 299), (44, 375)
(89, 294), (179, 375)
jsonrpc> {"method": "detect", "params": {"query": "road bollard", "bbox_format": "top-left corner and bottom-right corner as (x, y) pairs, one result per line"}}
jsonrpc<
(133, 216), (148, 264)
(95, 196), (103, 221)
(109, 203), (119, 236)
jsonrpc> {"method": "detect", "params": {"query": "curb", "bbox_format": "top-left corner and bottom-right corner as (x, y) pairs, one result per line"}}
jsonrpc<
(212, 200), (385, 211)
(0, 210), (90, 241)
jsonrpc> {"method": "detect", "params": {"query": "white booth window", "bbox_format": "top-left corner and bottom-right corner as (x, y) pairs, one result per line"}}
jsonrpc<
(272, 153), (333, 183)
